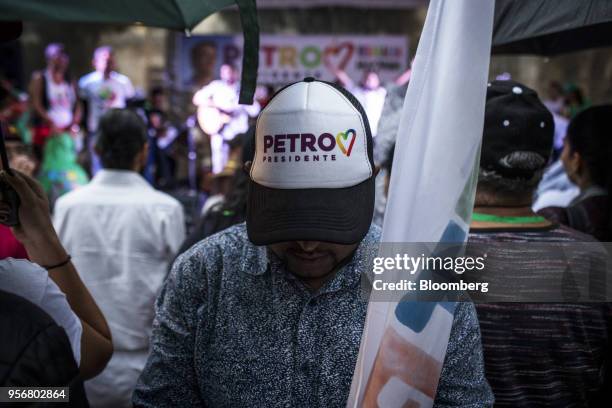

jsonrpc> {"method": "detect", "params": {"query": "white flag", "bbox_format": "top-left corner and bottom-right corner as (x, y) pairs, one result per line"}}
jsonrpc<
(348, 0), (494, 406)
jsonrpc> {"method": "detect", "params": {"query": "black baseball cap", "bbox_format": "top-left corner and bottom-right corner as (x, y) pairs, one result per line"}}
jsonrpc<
(481, 80), (554, 179)
(246, 78), (375, 245)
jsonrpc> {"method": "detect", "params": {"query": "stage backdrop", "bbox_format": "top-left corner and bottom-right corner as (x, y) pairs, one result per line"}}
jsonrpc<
(176, 34), (409, 89)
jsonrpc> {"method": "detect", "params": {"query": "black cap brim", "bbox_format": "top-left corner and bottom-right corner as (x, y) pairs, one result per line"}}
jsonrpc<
(247, 177), (374, 245)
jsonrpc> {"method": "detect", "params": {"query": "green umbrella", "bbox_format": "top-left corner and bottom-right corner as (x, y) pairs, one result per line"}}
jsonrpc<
(0, 0), (259, 103)
(493, 0), (612, 56)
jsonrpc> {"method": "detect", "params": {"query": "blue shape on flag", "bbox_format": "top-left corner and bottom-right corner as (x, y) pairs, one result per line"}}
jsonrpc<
(394, 301), (455, 333)
(439, 219), (467, 243)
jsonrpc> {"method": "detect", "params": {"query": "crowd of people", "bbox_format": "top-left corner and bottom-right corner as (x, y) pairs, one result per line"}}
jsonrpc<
(1, 35), (611, 408)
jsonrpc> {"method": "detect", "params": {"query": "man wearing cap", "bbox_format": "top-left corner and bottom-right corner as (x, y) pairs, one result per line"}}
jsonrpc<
(471, 80), (611, 406)
(134, 78), (493, 407)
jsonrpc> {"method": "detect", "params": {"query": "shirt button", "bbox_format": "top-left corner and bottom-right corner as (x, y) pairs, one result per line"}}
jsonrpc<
(301, 362), (310, 373)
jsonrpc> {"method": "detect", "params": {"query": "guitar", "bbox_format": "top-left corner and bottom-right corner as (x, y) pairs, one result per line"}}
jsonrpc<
(196, 105), (232, 136)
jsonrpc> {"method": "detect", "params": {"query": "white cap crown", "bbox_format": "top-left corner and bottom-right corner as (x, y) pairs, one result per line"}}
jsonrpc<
(251, 80), (373, 189)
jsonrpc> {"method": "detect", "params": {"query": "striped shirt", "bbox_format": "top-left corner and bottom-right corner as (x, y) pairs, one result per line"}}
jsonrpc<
(470, 225), (612, 407)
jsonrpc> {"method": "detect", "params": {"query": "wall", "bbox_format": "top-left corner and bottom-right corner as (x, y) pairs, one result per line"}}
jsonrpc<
(490, 49), (612, 104)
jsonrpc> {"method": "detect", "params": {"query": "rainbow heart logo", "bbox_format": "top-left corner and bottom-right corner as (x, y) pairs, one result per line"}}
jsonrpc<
(323, 42), (355, 73)
(336, 129), (357, 156)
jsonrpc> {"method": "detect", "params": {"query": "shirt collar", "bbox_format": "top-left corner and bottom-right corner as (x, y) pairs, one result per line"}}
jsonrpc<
(92, 70), (118, 81)
(90, 169), (152, 189)
(239, 241), (269, 276)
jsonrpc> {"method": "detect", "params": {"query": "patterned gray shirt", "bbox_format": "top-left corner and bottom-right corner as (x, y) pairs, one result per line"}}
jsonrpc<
(133, 223), (493, 407)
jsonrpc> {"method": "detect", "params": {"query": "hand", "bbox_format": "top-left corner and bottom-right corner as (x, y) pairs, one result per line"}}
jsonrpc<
(0, 170), (66, 263)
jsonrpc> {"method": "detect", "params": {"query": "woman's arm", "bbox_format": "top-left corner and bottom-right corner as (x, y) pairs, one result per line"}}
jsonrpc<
(395, 67), (412, 86)
(0, 169), (113, 379)
(324, 58), (353, 88)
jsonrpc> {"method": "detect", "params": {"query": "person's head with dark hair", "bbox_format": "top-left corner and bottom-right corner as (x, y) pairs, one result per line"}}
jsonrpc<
(564, 83), (584, 106)
(562, 105), (612, 194)
(95, 109), (147, 171)
(191, 42), (216, 67)
(190, 41), (216, 87)
(147, 109), (166, 131)
(219, 63), (239, 84)
(149, 86), (166, 111)
(548, 80), (563, 100)
(150, 86), (163, 97)
(476, 80), (554, 207)
(45, 43), (68, 74)
(45, 43), (64, 61)
(361, 69), (381, 90)
(93, 46), (115, 76)
(147, 87), (167, 122)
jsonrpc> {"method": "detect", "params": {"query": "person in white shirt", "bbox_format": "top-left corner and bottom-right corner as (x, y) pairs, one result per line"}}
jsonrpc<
(79, 46), (135, 175)
(193, 64), (260, 174)
(53, 109), (185, 408)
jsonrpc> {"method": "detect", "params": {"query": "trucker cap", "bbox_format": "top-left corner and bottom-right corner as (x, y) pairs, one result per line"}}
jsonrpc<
(482, 80), (554, 179)
(247, 78), (375, 245)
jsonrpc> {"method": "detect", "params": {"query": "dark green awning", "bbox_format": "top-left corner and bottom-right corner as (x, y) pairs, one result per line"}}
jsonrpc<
(493, 0), (612, 56)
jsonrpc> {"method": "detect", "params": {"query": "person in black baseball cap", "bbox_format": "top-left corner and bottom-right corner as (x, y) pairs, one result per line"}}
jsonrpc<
(470, 81), (612, 407)
(134, 78), (493, 407)
(476, 79), (554, 209)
